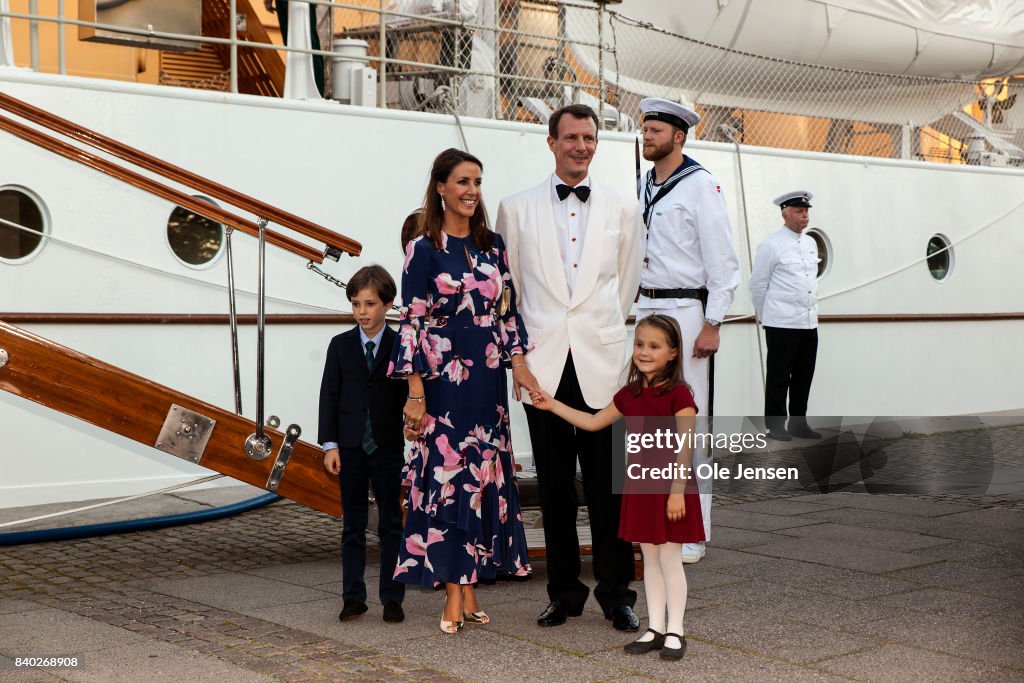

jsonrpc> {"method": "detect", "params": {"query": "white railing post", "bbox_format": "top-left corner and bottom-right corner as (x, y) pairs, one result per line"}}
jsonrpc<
(230, 0), (239, 93)
(28, 0), (39, 71)
(378, 0), (386, 108)
(57, 0), (65, 74)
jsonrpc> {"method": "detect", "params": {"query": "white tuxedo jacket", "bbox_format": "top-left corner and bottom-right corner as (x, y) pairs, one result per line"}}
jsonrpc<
(496, 178), (643, 408)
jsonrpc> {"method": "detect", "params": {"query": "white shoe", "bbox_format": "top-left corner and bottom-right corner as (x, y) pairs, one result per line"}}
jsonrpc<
(681, 542), (706, 564)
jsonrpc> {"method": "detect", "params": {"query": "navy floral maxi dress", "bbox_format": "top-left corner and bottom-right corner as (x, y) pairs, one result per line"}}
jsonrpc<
(388, 231), (532, 586)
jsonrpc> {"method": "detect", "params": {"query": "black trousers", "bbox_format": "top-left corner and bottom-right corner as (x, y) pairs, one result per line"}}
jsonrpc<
(276, 0), (325, 96)
(339, 446), (405, 605)
(764, 327), (818, 432)
(523, 353), (636, 613)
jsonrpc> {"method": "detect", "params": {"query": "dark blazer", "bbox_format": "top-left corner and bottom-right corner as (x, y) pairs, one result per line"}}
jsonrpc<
(317, 325), (407, 452)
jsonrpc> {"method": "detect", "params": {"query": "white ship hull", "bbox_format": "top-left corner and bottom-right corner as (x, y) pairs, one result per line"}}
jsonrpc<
(1, 68), (1022, 508)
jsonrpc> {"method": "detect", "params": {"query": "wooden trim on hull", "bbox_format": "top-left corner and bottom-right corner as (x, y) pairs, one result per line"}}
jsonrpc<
(2, 313), (1023, 325)
(0, 321), (342, 517)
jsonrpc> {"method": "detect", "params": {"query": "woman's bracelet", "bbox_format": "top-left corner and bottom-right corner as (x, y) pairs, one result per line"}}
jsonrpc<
(511, 361), (526, 368)
(407, 395), (425, 401)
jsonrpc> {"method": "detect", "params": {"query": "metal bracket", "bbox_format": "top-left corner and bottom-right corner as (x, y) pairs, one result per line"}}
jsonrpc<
(155, 404), (217, 464)
(244, 432), (274, 460)
(267, 424), (301, 492)
(0, 348), (8, 369)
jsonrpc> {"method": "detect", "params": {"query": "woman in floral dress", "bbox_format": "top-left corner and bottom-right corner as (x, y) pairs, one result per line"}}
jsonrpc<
(388, 148), (536, 633)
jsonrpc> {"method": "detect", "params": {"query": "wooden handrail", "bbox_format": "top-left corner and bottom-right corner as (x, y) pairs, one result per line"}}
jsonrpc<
(0, 91), (361, 258)
(0, 113), (325, 262)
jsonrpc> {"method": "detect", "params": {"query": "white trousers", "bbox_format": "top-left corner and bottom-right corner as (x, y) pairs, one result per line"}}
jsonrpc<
(637, 302), (712, 542)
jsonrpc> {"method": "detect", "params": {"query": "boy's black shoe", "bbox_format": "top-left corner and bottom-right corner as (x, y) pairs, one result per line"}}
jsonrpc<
(382, 601), (405, 623)
(338, 599), (368, 621)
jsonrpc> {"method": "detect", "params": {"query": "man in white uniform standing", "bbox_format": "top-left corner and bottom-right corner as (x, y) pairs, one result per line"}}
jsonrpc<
(749, 191), (822, 441)
(636, 98), (740, 563)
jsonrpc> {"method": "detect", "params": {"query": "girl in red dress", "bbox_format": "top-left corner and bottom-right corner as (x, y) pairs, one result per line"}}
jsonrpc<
(531, 314), (702, 661)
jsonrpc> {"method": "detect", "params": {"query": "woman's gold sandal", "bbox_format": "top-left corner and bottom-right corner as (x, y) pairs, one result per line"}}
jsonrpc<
(463, 611), (489, 625)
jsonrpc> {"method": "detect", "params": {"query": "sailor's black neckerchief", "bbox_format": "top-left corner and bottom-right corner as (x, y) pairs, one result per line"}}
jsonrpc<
(641, 155), (708, 269)
(642, 155), (707, 226)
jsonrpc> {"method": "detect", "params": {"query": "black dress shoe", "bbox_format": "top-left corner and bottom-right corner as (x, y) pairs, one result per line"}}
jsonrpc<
(607, 605), (640, 632)
(659, 633), (687, 660)
(338, 599), (368, 621)
(789, 427), (822, 439)
(766, 428), (792, 441)
(537, 601), (583, 627)
(623, 628), (665, 654)
(382, 601), (405, 623)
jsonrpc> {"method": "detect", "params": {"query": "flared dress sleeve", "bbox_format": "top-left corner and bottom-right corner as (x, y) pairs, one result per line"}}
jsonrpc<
(494, 233), (531, 366)
(389, 237), (442, 380)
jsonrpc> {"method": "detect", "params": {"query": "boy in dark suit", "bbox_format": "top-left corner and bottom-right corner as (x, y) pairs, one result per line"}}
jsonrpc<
(318, 265), (407, 623)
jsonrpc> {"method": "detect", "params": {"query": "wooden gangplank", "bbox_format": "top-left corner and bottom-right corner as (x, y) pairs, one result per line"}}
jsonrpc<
(524, 526), (645, 581)
(0, 321), (340, 517)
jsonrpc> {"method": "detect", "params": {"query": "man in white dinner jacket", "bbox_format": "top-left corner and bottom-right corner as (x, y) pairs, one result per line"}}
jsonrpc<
(496, 104), (644, 632)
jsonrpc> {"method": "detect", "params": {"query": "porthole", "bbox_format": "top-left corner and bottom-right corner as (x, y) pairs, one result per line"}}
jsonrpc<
(166, 197), (224, 268)
(805, 228), (831, 278)
(0, 186), (48, 264)
(926, 233), (953, 282)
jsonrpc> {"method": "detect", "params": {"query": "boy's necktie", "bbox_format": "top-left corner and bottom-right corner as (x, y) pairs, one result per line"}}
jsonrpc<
(362, 340), (378, 454)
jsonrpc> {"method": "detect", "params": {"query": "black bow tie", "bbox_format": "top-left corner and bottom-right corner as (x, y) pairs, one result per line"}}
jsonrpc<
(556, 183), (591, 203)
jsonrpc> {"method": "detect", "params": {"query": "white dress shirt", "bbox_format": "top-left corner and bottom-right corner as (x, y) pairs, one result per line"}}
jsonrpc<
(749, 226), (819, 329)
(549, 174), (591, 296)
(637, 167), (739, 323)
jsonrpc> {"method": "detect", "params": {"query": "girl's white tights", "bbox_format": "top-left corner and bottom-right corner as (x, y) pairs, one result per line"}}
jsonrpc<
(635, 542), (687, 650)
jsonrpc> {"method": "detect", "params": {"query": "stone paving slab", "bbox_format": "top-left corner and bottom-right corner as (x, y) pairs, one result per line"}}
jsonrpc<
(841, 608), (1024, 670)
(811, 643), (1019, 682)
(374, 628), (624, 682)
(782, 521), (955, 551)
(694, 579), (905, 628)
(0, 609), (149, 654)
(685, 605), (879, 665)
(0, 600), (47, 616)
(705, 525), (803, 550)
(722, 557), (922, 601)
(741, 536), (933, 573)
(145, 573), (337, 613)
(711, 507), (826, 532)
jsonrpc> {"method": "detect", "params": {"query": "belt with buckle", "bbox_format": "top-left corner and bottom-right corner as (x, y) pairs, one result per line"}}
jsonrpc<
(638, 287), (705, 300)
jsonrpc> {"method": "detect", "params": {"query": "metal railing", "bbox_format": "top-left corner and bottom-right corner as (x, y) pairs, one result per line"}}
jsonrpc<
(2, 0), (1022, 163)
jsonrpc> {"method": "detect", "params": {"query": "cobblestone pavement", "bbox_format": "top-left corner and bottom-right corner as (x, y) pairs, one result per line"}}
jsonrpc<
(1, 424), (1022, 682)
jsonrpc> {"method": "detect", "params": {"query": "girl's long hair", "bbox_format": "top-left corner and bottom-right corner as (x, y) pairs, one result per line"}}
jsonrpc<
(420, 148), (494, 252)
(626, 314), (688, 396)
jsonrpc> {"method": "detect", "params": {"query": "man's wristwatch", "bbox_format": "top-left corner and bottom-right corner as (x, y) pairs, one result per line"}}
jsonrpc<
(704, 317), (722, 328)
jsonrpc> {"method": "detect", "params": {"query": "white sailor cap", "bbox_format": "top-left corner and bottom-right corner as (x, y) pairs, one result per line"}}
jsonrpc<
(639, 97), (701, 133)
(773, 190), (813, 209)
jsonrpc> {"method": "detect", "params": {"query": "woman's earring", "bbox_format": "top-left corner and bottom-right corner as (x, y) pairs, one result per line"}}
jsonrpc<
(439, 193), (446, 212)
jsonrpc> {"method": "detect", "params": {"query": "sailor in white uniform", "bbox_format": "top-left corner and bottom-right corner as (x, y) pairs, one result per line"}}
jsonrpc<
(749, 191), (822, 441)
(636, 97), (740, 563)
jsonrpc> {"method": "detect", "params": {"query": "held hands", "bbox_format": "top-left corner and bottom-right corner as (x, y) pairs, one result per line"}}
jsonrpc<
(403, 396), (426, 440)
(666, 492), (686, 522)
(323, 448), (341, 476)
(693, 323), (721, 359)
(511, 360), (540, 401)
(528, 388), (556, 411)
